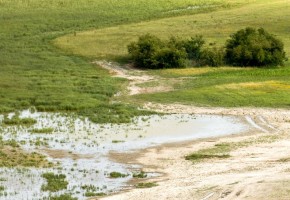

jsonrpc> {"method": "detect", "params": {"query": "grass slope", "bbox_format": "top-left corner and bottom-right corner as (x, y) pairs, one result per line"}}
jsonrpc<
(0, 0), (224, 122)
(55, 0), (290, 108)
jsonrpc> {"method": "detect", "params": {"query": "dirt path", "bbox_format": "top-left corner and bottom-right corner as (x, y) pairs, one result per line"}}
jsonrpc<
(94, 61), (177, 95)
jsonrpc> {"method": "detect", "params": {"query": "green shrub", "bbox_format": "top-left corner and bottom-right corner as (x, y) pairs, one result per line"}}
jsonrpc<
(128, 34), (164, 68)
(225, 27), (287, 67)
(128, 34), (186, 69)
(152, 47), (186, 69)
(200, 47), (225, 67)
(177, 35), (205, 60)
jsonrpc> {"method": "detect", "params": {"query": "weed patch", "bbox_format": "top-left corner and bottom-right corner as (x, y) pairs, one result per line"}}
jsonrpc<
(133, 171), (147, 178)
(30, 128), (54, 134)
(109, 172), (128, 178)
(49, 194), (77, 200)
(2, 115), (36, 126)
(41, 173), (68, 192)
(136, 182), (158, 188)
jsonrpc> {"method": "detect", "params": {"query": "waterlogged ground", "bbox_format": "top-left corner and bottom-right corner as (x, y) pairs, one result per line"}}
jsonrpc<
(0, 110), (249, 199)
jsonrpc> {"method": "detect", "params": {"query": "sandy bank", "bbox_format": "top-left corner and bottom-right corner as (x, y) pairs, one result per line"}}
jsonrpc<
(98, 104), (290, 200)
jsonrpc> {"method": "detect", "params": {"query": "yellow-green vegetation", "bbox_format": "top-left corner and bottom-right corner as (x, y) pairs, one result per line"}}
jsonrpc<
(135, 182), (158, 188)
(30, 128), (54, 134)
(85, 192), (106, 197)
(55, 0), (290, 59)
(186, 134), (280, 162)
(0, 137), (51, 167)
(81, 184), (106, 197)
(41, 173), (68, 192)
(55, 0), (290, 108)
(2, 115), (37, 126)
(109, 171), (128, 178)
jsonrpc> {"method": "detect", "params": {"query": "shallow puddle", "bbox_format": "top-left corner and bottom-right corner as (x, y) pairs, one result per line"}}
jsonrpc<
(0, 110), (249, 199)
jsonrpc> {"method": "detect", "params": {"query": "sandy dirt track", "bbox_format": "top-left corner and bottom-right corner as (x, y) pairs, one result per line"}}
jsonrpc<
(96, 104), (290, 200)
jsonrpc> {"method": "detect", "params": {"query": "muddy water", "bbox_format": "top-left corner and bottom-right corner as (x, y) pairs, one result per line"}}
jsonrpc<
(0, 110), (249, 199)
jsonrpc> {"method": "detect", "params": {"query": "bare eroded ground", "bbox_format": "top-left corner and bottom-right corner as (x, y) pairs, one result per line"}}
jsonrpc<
(99, 105), (290, 200)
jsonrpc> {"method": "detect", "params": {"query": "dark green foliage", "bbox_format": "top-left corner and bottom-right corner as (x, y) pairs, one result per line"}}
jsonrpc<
(152, 47), (186, 69)
(128, 34), (164, 68)
(178, 35), (205, 60)
(128, 34), (186, 69)
(129, 28), (286, 68)
(200, 47), (225, 67)
(41, 173), (68, 192)
(225, 27), (287, 67)
(128, 34), (223, 68)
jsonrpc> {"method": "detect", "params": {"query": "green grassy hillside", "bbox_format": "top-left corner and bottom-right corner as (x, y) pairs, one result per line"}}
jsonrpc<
(55, 0), (290, 60)
(55, 0), (290, 108)
(0, 0), (289, 121)
(0, 0), (231, 122)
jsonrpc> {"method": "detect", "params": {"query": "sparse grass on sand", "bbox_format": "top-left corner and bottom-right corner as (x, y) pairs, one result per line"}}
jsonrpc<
(0, 137), (51, 167)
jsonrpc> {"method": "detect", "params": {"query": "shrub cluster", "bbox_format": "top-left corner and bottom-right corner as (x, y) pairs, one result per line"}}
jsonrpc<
(128, 27), (286, 68)
(225, 27), (286, 67)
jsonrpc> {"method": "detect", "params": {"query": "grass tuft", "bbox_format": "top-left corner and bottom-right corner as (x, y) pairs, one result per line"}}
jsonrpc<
(135, 182), (158, 188)
(109, 172), (128, 178)
(41, 173), (68, 192)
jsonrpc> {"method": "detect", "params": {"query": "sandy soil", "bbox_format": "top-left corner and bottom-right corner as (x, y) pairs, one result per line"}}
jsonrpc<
(94, 61), (290, 200)
(94, 61), (174, 95)
(96, 104), (290, 200)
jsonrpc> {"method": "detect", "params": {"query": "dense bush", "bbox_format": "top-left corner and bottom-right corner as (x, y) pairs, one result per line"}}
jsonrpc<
(169, 35), (205, 60)
(200, 47), (225, 67)
(128, 28), (286, 69)
(225, 27), (286, 67)
(128, 34), (186, 69)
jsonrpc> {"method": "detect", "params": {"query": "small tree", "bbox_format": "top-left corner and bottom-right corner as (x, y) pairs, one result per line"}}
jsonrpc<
(128, 34), (164, 68)
(225, 27), (286, 67)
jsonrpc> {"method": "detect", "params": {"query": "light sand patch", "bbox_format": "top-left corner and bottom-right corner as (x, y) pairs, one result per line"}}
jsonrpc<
(99, 104), (290, 200)
(94, 61), (177, 95)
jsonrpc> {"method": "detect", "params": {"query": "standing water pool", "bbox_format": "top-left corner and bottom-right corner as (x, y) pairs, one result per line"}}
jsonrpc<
(0, 110), (249, 199)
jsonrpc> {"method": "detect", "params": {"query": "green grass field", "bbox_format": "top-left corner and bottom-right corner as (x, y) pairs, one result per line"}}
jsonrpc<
(1, 0), (289, 124)
(55, 0), (290, 108)
(1, 0), (230, 122)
